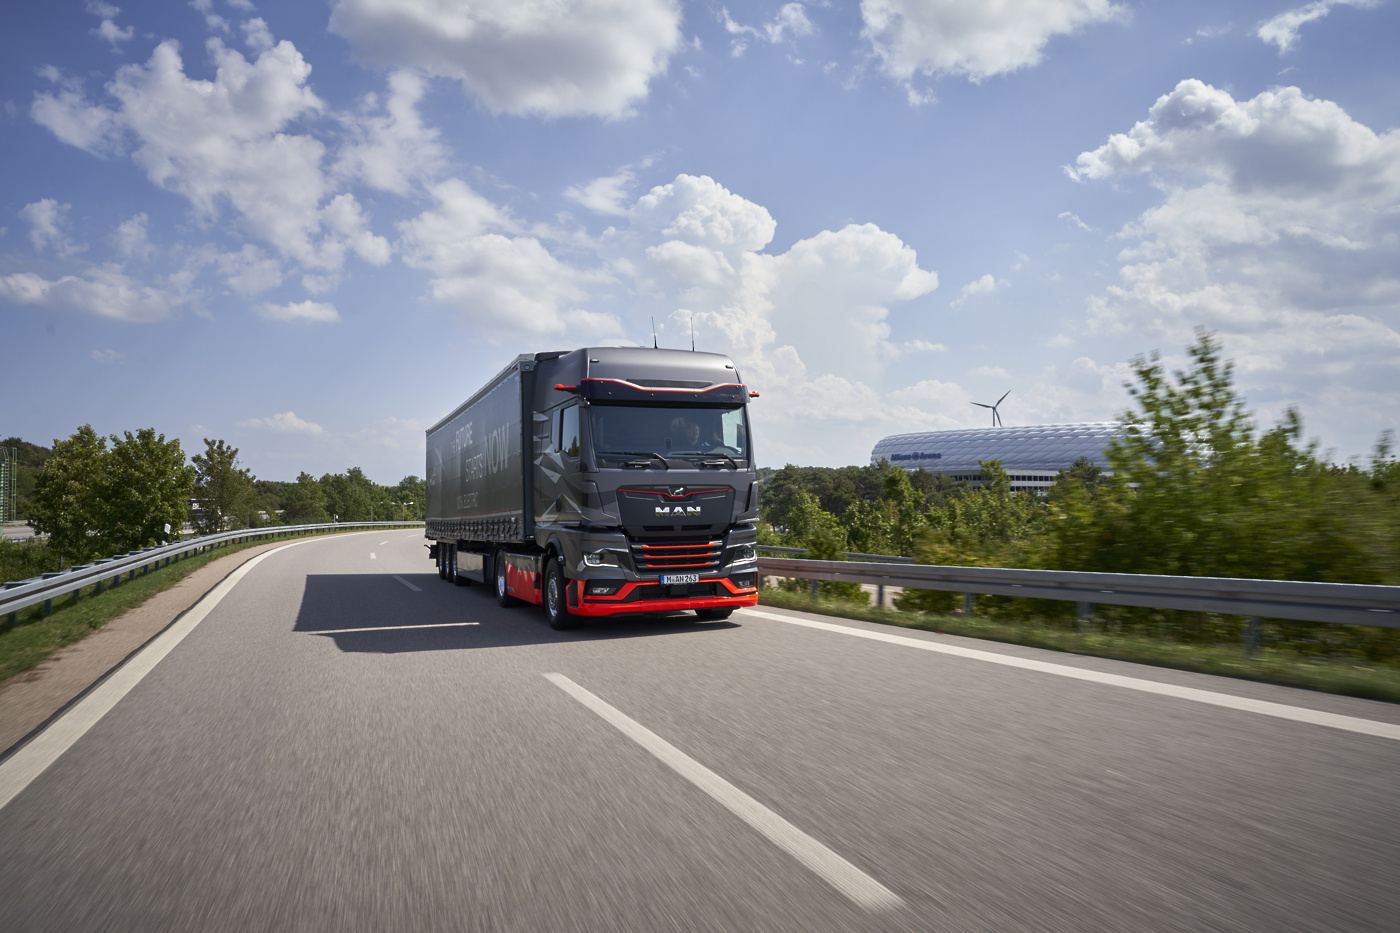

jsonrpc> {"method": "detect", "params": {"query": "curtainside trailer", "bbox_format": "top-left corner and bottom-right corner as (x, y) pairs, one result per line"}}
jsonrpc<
(425, 347), (761, 629)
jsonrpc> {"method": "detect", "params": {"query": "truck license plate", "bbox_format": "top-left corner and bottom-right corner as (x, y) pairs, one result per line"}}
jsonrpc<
(662, 573), (700, 585)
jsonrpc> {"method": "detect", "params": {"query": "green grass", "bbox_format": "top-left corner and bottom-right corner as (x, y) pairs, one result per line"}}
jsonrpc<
(759, 589), (1400, 704)
(0, 528), (363, 688)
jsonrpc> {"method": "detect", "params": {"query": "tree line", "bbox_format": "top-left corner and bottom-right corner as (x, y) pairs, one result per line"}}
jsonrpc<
(2, 430), (423, 575)
(759, 333), (1400, 655)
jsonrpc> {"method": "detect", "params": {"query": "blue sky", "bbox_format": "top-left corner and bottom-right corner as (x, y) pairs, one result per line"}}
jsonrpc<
(3, 0), (1397, 482)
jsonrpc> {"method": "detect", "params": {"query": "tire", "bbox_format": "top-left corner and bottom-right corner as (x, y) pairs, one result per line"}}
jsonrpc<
(494, 552), (520, 608)
(695, 608), (733, 621)
(437, 545), (447, 580)
(544, 559), (578, 630)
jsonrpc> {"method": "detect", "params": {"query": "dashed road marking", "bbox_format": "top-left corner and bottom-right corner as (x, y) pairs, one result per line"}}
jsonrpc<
(393, 575), (421, 592)
(311, 621), (478, 635)
(544, 672), (902, 912)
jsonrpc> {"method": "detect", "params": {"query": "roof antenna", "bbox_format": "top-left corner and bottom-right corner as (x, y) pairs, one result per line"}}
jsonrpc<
(651, 316), (658, 349)
(690, 312), (695, 352)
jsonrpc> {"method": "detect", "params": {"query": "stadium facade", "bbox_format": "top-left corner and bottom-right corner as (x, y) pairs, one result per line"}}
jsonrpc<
(871, 423), (1120, 492)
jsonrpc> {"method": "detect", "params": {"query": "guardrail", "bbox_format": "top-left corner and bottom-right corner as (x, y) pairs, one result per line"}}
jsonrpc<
(757, 556), (1400, 651)
(3, 521), (422, 626)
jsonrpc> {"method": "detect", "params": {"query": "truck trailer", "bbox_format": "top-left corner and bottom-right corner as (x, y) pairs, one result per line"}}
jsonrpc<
(424, 347), (761, 629)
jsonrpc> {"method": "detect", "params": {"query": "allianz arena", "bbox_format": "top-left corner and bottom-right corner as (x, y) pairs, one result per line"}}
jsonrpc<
(871, 423), (1121, 492)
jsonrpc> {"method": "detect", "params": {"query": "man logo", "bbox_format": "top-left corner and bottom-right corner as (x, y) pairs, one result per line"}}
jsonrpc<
(668, 486), (687, 496)
(655, 505), (702, 516)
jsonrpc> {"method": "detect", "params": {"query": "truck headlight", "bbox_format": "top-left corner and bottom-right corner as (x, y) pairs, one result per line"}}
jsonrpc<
(730, 545), (757, 563)
(584, 551), (618, 567)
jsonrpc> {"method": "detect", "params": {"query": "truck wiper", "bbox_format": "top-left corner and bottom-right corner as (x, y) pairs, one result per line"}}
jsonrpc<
(700, 453), (740, 469)
(610, 451), (671, 469)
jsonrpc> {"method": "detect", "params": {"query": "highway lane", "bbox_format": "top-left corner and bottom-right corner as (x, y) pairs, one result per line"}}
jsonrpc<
(1, 529), (1397, 931)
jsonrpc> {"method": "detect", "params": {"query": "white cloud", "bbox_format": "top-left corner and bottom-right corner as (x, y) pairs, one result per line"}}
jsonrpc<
(254, 300), (341, 323)
(335, 70), (447, 196)
(950, 273), (1002, 307)
(20, 199), (84, 256)
(32, 37), (393, 279)
(241, 17), (275, 53)
(190, 0), (230, 34)
(1058, 210), (1093, 232)
(398, 178), (621, 339)
(328, 0), (683, 119)
(113, 213), (154, 260)
(1072, 79), (1400, 429)
(87, 0), (135, 48)
(238, 411), (327, 435)
(565, 167), (639, 216)
(0, 266), (181, 322)
(860, 0), (1122, 86)
(218, 244), (283, 294)
(1257, 0), (1379, 54)
(91, 348), (126, 364)
(722, 3), (815, 56)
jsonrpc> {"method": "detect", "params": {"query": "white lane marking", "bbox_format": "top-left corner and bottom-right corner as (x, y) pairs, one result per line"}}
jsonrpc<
(392, 575), (421, 592)
(740, 609), (1400, 742)
(544, 673), (902, 912)
(370, 552), (377, 560)
(379, 540), (389, 545)
(311, 621), (478, 634)
(0, 538), (317, 813)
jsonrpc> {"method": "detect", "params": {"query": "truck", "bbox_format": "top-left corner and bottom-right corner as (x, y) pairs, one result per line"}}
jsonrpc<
(424, 347), (761, 629)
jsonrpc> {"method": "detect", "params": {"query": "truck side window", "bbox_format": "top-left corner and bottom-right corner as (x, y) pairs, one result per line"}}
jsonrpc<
(560, 404), (580, 459)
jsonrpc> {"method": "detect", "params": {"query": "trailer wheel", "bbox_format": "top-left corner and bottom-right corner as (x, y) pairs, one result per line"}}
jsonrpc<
(437, 546), (447, 580)
(695, 608), (733, 621)
(494, 552), (520, 608)
(544, 560), (578, 630)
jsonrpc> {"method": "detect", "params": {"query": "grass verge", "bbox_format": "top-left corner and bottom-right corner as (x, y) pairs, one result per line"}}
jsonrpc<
(759, 589), (1400, 704)
(0, 528), (363, 688)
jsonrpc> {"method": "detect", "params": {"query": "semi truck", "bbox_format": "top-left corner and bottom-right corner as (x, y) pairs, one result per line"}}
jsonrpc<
(424, 347), (761, 629)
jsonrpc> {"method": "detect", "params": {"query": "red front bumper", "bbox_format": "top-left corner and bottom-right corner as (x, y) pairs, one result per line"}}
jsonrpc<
(570, 576), (758, 617)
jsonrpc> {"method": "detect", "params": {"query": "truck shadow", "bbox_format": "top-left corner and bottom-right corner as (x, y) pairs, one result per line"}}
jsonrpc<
(294, 573), (740, 653)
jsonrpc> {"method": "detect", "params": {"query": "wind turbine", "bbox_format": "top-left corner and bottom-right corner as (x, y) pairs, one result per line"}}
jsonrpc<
(972, 390), (1010, 427)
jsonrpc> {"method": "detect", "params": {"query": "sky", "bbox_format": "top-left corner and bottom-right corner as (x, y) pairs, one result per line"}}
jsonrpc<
(2, 0), (1398, 483)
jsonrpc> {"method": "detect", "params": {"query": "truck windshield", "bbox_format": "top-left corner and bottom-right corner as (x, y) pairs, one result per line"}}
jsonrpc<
(590, 404), (749, 467)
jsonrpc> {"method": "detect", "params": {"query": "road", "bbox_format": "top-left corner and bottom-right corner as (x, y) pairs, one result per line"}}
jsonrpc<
(1, 530), (1397, 931)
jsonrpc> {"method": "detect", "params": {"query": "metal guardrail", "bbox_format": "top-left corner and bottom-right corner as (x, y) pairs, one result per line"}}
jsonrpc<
(3, 521), (422, 625)
(758, 545), (916, 564)
(757, 557), (1400, 630)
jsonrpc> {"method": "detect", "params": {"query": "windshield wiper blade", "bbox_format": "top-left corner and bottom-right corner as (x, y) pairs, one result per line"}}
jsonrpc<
(612, 451), (671, 469)
(700, 453), (740, 469)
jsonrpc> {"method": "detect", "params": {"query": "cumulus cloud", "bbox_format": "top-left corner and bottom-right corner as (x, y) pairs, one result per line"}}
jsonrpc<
(398, 178), (621, 339)
(255, 300), (341, 323)
(0, 267), (182, 322)
(218, 244), (283, 294)
(335, 70), (447, 196)
(722, 3), (815, 56)
(1257, 0), (1379, 54)
(950, 273), (1002, 307)
(565, 167), (640, 216)
(861, 0), (1122, 89)
(32, 36), (390, 276)
(20, 199), (84, 256)
(1071, 79), (1400, 432)
(328, 0), (683, 119)
(237, 411), (327, 435)
(86, 0), (134, 48)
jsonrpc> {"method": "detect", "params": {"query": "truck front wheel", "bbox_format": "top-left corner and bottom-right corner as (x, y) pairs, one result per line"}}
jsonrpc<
(544, 560), (578, 630)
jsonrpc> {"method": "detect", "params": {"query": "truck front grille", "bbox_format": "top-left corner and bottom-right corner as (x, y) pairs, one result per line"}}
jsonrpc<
(630, 537), (724, 573)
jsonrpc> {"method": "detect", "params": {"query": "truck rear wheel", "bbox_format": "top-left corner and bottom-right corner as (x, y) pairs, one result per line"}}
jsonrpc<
(494, 552), (520, 608)
(544, 560), (578, 630)
(437, 546), (447, 580)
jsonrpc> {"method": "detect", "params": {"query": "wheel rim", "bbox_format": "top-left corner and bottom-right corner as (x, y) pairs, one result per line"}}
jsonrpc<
(497, 561), (507, 597)
(548, 573), (559, 617)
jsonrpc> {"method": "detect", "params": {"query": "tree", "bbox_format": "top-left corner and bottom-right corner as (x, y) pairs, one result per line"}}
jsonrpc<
(192, 438), (256, 533)
(29, 426), (108, 564)
(100, 429), (195, 552)
(280, 472), (329, 524)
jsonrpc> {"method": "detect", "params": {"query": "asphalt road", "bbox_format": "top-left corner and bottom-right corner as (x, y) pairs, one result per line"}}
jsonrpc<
(1, 530), (1397, 932)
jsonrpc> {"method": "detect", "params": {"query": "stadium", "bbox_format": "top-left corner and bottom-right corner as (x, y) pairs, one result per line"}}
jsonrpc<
(871, 423), (1121, 492)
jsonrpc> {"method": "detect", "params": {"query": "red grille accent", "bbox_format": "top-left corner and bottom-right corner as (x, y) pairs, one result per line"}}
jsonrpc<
(631, 538), (723, 572)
